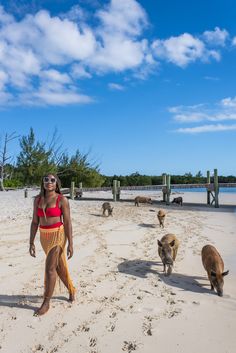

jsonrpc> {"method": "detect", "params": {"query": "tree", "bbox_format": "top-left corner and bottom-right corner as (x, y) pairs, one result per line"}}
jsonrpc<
(58, 149), (104, 187)
(0, 132), (19, 191)
(17, 128), (56, 185)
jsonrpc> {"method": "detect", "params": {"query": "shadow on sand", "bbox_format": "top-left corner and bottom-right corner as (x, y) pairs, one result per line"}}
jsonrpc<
(118, 259), (211, 294)
(118, 259), (161, 278)
(138, 223), (156, 228)
(89, 213), (106, 218)
(75, 197), (235, 213)
(159, 273), (211, 294)
(0, 294), (69, 312)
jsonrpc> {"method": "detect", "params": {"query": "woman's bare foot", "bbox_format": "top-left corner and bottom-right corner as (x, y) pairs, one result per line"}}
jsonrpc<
(69, 290), (76, 302)
(34, 299), (50, 316)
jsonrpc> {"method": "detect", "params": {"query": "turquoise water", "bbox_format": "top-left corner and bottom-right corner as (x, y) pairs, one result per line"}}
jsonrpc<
(173, 187), (236, 193)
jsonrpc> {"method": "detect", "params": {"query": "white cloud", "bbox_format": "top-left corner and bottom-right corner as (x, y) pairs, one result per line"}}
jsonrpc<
(108, 83), (125, 90)
(34, 10), (96, 64)
(61, 5), (86, 22)
(87, 36), (146, 72)
(32, 90), (92, 106)
(71, 64), (92, 79)
(0, 70), (8, 89)
(40, 69), (72, 84)
(96, 0), (148, 37)
(0, 90), (13, 105)
(88, 0), (150, 73)
(169, 97), (236, 133)
(232, 37), (236, 46)
(221, 96), (236, 108)
(203, 27), (229, 46)
(0, 5), (14, 25)
(204, 76), (219, 81)
(151, 33), (219, 67)
(0, 1), (233, 107)
(176, 124), (236, 133)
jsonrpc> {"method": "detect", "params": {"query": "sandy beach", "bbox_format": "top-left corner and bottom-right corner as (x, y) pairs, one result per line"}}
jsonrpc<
(0, 189), (236, 353)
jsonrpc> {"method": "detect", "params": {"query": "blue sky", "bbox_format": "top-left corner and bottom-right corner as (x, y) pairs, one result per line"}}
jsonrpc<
(0, 0), (236, 176)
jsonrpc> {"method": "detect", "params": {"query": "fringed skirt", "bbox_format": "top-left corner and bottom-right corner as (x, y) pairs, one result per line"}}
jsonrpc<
(39, 224), (75, 296)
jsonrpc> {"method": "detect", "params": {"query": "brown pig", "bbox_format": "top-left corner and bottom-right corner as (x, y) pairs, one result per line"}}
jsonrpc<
(157, 234), (179, 275)
(201, 245), (229, 297)
(134, 196), (152, 207)
(157, 209), (166, 228)
(102, 202), (113, 216)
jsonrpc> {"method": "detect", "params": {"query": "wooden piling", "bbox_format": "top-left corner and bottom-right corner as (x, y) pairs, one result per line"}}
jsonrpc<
(112, 180), (117, 202)
(214, 168), (219, 208)
(166, 174), (171, 205)
(70, 181), (75, 200)
(162, 173), (167, 202)
(78, 182), (83, 197)
(207, 170), (211, 205)
(117, 180), (120, 201)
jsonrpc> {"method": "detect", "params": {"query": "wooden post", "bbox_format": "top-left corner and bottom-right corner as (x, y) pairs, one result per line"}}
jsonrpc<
(214, 169), (219, 208)
(117, 180), (120, 201)
(24, 188), (28, 198)
(70, 181), (75, 200)
(166, 174), (171, 205)
(162, 173), (167, 202)
(112, 180), (117, 202)
(78, 182), (83, 197)
(207, 170), (211, 205)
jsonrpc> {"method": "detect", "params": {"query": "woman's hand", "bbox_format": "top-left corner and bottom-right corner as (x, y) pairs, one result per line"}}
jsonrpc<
(67, 244), (73, 259)
(29, 243), (36, 257)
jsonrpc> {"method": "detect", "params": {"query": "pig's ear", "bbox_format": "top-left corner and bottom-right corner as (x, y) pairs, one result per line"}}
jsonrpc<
(170, 240), (175, 247)
(222, 270), (229, 277)
(211, 270), (217, 277)
(157, 240), (162, 247)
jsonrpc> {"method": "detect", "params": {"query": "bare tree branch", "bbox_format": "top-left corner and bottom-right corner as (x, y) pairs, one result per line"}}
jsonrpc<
(0, 132), (19, 191)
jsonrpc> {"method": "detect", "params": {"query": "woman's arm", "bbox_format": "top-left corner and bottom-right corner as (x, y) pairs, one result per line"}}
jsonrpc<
(29, 196), (39, 257)
(61, 196), (73, 259)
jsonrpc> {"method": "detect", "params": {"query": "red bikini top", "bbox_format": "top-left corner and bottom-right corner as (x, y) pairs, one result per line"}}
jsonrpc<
(37, 194), (62, 218)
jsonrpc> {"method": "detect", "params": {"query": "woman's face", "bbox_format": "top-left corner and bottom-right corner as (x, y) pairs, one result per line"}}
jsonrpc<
(43, 174), (57, 191)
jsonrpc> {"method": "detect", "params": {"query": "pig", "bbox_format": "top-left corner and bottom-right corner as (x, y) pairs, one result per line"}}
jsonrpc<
(201, 245), (229, 297)
(157, 209), (166, 228)
(157, 234), (180, 275)
(172, 196), (183, 206)
(102, 202), (113, 216)
(134, 196), (152, 207)
(75, 190), (82, 198)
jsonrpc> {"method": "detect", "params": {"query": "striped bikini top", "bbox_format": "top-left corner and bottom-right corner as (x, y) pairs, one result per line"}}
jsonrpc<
(37, 194), (62, 218)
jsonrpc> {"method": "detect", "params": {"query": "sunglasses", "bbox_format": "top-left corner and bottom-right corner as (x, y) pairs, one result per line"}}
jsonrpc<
(43, 176), (56, 184)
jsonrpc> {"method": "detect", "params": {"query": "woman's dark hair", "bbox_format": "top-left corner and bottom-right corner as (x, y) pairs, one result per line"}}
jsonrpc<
(39, 173), (62, 219)
(40, 173), (62, 197)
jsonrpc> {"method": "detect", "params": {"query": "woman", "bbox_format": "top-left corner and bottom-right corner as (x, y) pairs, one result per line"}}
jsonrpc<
(29, 173), (76, 316)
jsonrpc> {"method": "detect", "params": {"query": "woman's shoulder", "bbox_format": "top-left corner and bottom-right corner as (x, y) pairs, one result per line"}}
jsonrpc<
(59, 193), (67, 201)
(33, 194), (41, 206)
(58, 194), (69, 206)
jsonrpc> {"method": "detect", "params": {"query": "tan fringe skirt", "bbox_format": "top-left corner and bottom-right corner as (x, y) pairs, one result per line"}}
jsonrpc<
(39, 224), (75, 296)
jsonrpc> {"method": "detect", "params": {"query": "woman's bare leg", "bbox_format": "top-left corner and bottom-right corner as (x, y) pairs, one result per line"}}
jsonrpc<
(34, 246), (61, 316)
(56, 252), (75, 302)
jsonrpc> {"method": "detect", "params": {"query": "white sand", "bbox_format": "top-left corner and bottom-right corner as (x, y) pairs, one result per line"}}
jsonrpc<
(0, 189), (236, 353)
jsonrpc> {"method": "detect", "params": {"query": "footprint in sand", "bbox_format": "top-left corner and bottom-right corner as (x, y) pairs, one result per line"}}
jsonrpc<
(122, 341), (138, 352)
(106, 322), (116, 332)
(142, 316), (153, 336)
(89, 337), (97, 347)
